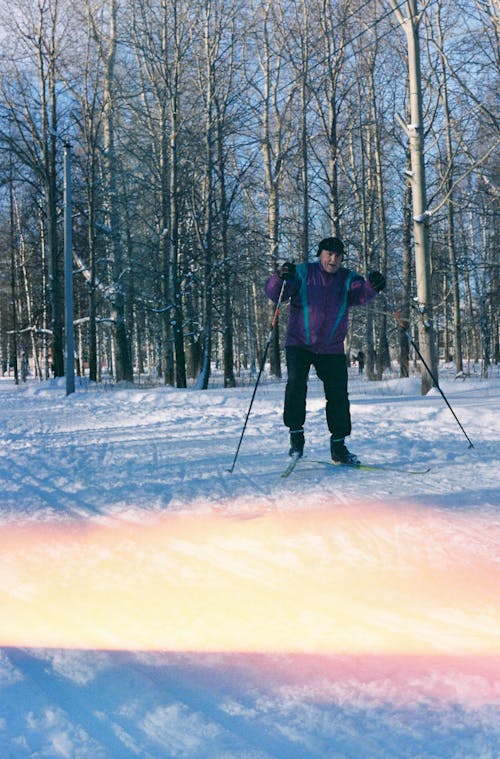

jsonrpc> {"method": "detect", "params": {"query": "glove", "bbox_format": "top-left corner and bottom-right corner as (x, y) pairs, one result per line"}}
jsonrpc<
(368, 270), (386, 292)
(278, 261), (296, 281)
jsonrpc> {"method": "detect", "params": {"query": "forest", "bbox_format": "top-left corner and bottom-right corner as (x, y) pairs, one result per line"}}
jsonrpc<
(0, 0), (498, 392)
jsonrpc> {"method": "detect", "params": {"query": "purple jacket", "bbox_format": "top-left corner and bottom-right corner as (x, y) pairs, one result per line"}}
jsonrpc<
(265, 261), (378, 354)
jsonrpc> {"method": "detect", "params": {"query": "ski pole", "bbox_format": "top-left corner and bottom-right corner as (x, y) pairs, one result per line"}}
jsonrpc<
(380, 290), (474, 449)
(228, 278), (287, 473)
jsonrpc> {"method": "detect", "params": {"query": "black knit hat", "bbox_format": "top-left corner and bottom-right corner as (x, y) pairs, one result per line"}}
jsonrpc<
(317, 236), (345, 258)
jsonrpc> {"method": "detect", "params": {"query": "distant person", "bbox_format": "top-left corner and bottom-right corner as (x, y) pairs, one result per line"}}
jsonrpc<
(265, 236), (385, 465)
(356, 350), (365, 374)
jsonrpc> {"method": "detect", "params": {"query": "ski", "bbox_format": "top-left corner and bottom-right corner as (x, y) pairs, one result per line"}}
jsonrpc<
(307, 459), (431, 474)
(280, 456), (430, 478)
(280, 453), (302, 478)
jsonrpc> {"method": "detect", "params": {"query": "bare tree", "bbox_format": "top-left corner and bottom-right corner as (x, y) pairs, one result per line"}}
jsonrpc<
(389, 0), (438, 394)
(0, 0), (67, 376)
(1, 0), (497, 386)
(63, 0), (108, 383)
(130, 0), (197, 387)
(101, 0), (133, 381)
(431, 3), (463, 374)
(211, 6), (246, 389)
(192, 0), (219, 390)
(248, 0), (298, 377)
(308, 0), (349, 238)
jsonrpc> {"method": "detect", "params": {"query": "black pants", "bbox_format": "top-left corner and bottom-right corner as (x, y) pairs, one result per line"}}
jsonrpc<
(284, 346), (351, 439)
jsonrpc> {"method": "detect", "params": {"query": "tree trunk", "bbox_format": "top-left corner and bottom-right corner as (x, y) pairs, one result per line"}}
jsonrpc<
(399, 151), (413, 377)
(196, 0), (216, 391)
(87, 189), (98, 383)
(435, 6), (463, 375)
(369, 63), (390, 377)
(391, 0), (438, 394)
(103, 0), (133, 382)
(168, 4), (187, 389)
(9, 169), (19, 384)
(37, 4), (64, 376)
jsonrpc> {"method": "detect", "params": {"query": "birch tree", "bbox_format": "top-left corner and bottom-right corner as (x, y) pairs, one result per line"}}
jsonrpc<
(389, 0), (438, 394)
(1, 0), (498, 385)
(192, 0), (219, 390)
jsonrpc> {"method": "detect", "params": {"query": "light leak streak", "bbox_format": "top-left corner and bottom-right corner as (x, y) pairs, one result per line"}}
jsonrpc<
(1, 501), (499, 654)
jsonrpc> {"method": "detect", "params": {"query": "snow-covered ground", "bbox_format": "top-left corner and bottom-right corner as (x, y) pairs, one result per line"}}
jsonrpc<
(1, 367), (499, 758)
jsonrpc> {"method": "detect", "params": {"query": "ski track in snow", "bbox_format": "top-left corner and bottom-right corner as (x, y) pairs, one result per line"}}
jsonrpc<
(1, 371), (497, 521)
(0, 370), (499, 758)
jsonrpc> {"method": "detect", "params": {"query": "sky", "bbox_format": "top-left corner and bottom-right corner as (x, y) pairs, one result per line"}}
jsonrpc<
(0, 366), (499, 758)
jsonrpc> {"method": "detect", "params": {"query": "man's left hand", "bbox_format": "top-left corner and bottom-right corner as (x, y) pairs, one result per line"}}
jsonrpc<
(368, 271), (386, 292)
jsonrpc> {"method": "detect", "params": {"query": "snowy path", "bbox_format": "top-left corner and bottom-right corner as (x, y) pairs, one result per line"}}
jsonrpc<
(0, 372), (499, 757)
(1, 372), (498, 521)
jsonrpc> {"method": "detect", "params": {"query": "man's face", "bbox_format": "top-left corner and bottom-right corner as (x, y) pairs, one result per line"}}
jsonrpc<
(319, 249), (343, 274)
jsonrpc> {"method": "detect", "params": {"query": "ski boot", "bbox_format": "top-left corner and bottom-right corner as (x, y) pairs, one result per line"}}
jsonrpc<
(330, 437), (360, 466)
(289, 428), (305, 458)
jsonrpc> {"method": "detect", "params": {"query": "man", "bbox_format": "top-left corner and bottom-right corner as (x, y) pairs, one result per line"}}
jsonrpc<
(265, 236), (385, 465)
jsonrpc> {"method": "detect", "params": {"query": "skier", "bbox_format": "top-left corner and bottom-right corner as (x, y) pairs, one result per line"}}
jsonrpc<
(265, 236), (385, 465)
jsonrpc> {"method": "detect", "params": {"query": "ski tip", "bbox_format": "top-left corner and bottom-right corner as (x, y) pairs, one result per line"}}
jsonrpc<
(280, 453), (302, 477)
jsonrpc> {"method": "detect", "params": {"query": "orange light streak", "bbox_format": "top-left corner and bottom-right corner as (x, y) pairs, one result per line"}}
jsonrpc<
(1, 502), (499, 654)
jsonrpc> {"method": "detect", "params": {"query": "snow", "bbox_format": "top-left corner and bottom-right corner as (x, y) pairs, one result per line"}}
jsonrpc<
(1, 367), (499, 758)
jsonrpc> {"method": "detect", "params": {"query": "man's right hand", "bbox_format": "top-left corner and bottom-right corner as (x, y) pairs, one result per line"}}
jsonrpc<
(278, 261), (296, 280)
